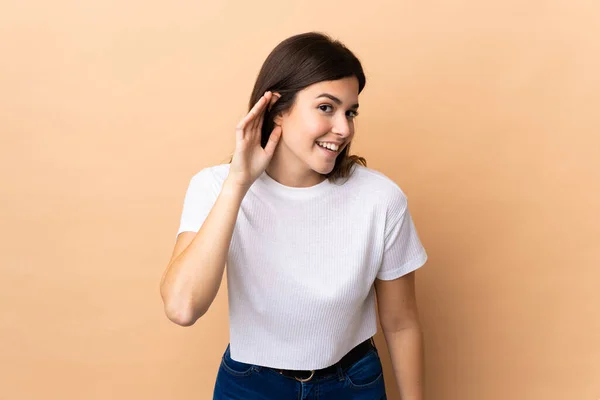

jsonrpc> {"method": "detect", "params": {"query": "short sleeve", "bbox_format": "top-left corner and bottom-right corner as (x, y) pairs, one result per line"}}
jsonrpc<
(175, 168), (220, 239)
(376, 201), (428, 281)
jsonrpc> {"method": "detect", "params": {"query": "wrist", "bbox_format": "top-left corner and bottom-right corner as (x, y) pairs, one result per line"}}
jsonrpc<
(222, 177), (250, 199)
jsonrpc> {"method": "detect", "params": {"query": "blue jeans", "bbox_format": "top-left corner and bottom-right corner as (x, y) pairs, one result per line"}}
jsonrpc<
(213, 343), (387, 399)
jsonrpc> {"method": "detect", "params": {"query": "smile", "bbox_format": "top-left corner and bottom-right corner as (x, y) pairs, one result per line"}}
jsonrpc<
(315, 141), (340, 152)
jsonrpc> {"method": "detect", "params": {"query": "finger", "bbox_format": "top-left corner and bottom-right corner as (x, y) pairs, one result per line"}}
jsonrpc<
(255, 110), (265, 140)
(238, 96), (265, 144)
(236, 124), (245, 142)
(236, 111), (255, 140)
(267, 92), (281, 112)
(255, 94), (271, 134)
(236, 94), (264, 129)
(247, 92), (269, 124)
(247, 94), (270, 145)
(263, 125), (282, 158)
(250, 92), (271, 132)
(258, 92), (280, 135)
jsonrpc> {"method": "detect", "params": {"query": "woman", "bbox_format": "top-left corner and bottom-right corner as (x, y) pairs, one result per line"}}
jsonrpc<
(160, 32), (428, 400)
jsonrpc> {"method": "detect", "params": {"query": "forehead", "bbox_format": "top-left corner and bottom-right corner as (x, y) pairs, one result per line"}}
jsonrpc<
(298, 77), (359, 103)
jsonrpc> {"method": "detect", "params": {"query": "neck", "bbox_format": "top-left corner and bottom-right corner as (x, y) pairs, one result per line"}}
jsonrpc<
(266, 146), (326, 188)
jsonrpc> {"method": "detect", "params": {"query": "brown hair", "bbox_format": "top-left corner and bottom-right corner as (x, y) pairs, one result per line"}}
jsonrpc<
(232, 31), (367, 181)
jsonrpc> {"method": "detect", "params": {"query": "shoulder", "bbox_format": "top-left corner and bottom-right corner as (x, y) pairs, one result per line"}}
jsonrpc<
(187, 163), (230, 191)
(346, 165), (408, 212)
(190, 163), (230, 181)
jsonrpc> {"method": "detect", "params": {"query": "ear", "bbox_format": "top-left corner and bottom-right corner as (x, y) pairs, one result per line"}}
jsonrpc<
(268, 92), (283, 124)
(268, 92), (281, 111)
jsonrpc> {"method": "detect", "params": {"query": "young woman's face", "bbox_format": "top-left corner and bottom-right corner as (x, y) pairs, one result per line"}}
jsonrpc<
(273, 76), (360, 177)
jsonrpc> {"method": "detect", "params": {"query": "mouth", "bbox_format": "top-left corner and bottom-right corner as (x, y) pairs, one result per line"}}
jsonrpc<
(315, 141), (341, 156)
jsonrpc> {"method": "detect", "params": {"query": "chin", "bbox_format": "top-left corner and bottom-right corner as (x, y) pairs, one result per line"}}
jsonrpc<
(312, 163), (335, 175)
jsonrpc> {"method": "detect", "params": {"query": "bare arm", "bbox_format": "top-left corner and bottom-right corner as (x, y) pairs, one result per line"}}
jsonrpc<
(160, 91), (282, 326)
(160, 180), (248, 326)
(375, 272), (424, 400)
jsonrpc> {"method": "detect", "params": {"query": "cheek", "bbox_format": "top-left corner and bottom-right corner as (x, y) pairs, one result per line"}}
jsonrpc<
(284, 115), (328, 144)
(301, 114), (330, 140)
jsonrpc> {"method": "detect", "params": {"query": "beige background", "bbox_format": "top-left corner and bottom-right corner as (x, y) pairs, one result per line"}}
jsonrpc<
(2, 0), (599, 399)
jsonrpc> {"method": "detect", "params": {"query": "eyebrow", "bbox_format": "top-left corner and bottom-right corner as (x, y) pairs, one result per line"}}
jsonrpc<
(316, 93), (359, 109)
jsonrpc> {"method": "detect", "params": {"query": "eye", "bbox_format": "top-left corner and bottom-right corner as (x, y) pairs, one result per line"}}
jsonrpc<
(318, 104), (359, 119)
(346, 110), (359, 119)
(318, 104), (333, 113)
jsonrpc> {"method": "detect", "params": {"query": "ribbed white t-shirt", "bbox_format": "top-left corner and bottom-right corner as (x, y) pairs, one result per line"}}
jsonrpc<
(176, 163), (428, 369)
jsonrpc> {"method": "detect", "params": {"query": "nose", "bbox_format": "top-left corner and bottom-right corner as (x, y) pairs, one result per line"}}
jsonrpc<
(331, 113), (353, 139)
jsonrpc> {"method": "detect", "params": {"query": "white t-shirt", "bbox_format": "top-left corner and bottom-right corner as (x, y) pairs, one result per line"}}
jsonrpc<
(177, 163), (428, 369)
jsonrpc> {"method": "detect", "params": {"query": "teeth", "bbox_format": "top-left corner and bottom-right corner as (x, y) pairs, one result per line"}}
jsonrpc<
(316, 142), (339, 151)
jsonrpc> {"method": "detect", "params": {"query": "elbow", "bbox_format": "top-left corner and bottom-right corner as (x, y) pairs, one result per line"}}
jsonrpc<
(163, 303), (198, 327)
(161, 290), (206, 327)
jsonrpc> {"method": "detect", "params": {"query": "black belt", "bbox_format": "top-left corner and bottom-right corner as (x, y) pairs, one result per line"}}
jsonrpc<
(274, 337), (375, 382)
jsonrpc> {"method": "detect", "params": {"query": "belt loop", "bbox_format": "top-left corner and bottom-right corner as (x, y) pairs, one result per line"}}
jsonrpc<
(336, 362), (345, 381)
